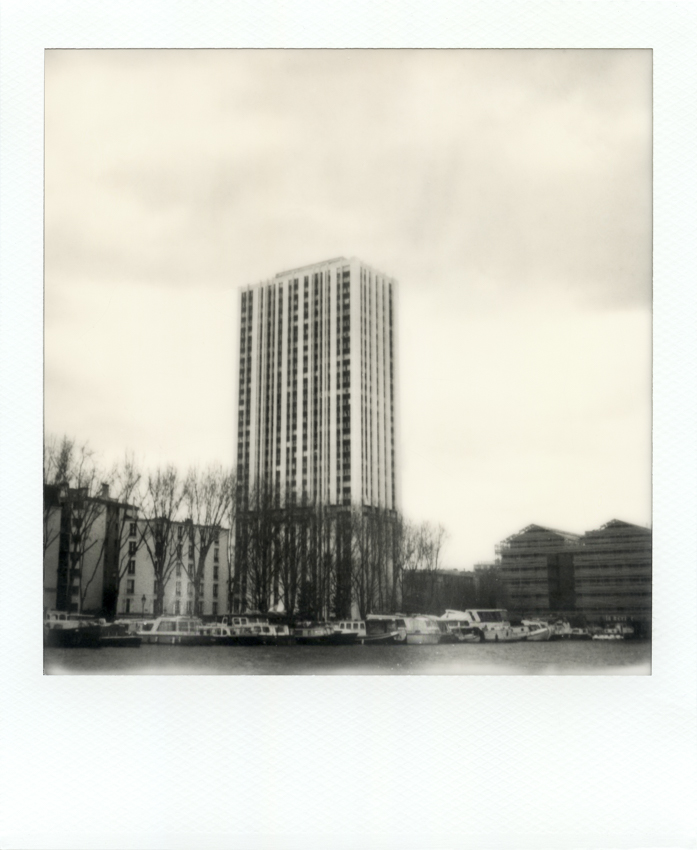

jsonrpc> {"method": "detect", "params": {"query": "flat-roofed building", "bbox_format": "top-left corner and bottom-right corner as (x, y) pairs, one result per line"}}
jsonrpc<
(234, 257), (400, 616)
(116, 520), (230, 619)
(236, 256), (399, 509)
(43, 483), (135, 617)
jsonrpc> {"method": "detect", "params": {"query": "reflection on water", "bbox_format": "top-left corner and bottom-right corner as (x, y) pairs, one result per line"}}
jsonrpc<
(44, 640), (651, 675)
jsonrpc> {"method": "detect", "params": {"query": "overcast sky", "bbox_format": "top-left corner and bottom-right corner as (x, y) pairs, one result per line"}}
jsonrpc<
(44, 49), (652, 568)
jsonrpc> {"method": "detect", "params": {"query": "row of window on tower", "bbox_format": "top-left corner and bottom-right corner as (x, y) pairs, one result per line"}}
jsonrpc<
(238, 267), (354, 504)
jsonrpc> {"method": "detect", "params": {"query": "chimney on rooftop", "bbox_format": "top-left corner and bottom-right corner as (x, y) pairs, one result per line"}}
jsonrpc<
(100, 483), (109, 499)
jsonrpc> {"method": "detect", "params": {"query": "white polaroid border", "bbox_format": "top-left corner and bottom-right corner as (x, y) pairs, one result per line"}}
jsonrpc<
(1, 3), (696, 850)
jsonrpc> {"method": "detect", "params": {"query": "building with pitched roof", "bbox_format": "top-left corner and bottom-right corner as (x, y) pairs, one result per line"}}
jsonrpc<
(495, 520), (651, 631)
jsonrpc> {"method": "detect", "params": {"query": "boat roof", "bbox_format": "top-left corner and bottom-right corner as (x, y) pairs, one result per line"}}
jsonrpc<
(153, 615), (203, 621)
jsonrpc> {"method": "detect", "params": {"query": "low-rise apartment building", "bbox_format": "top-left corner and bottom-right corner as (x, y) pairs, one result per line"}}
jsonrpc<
(120, 520), (230, 618)
(44, 484), (230, 619)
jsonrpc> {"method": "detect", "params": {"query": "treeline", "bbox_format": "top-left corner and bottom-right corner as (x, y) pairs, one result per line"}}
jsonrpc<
(44, 434), (449, 620)
(44, 435), (235, 617)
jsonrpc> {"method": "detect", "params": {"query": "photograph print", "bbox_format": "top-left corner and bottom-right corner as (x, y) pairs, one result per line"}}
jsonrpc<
(43, 49), (652, 674)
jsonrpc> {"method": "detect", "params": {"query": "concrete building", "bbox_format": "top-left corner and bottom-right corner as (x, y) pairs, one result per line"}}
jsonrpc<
(44, 485), (230, 619)
(496, 525), (581, 615)
(573, 520), (652, 629)
(117, 521), (230, 619)
(495, 520), (652, 630)
(43, 483), (135, 616)
(236, 256), (399, 510)
(234, 257), (401, 616)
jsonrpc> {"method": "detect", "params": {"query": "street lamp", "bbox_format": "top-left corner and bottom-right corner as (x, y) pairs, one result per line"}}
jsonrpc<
(141, 594), (146, 617)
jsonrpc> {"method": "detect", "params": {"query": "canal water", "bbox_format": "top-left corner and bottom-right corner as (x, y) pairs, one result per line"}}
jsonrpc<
(44, 639), (651, 675)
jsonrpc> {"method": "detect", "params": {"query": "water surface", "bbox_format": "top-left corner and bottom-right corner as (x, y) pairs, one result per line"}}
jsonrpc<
(44, 640), (651, 675)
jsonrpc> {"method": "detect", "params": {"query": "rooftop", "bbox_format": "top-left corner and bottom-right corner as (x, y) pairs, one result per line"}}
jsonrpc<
(274, 257), (348, 278)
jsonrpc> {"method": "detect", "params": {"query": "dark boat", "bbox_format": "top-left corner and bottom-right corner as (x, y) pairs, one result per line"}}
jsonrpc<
(44, 611), (103, 648)
(44, 623), (103, 648)
(290, 624), (361, 646)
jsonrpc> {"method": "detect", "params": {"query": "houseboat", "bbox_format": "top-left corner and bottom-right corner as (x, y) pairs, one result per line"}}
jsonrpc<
(328, 621), (366, 644)
(436, 614), (482, 643)
(293, 623), (358, 646)
(137, 616), (209, 646)
(548, 620), (592, 640)
(198, 623), (238, 646)
(97, 622), (143, 647)
(232, 621), (295, 646)
(292, 624), (332, 645)
(441, 609), (527, 642)
(592, 624), (633, 640)
(364, 615), (408, 644)
(520, 620), (552, 641)
(259, 623), (295, 646)
(43, 611), (103, 648)
(403, 616), (441, 645)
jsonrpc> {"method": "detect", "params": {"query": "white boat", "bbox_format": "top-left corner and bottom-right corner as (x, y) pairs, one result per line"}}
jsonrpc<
(521, 620), (552, 641)
(441, 609), (527, 643)
(328, 620), (366, 644)
(403, 616), (441, 645)
(436, 614), (483, 643)
(198, 623), (238, 645)
(592, 624), (632, 640)
(138, 616), (207, 645)
(364, 615), (408, 644)
(549, 620), (592, 641)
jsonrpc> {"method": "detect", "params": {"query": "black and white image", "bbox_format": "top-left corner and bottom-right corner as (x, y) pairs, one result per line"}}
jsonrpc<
(43, 49), (652, 674)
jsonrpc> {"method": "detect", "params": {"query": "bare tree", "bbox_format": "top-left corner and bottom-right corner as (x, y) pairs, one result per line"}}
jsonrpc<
(397, 520), (449, 613)
(240, 479), (278, 613)
(78, 454), (142, 618)
(43, 435), (116, 614)
(474, 565), (512, 610)
(136, 466), (184, 616)
(394, 515), (419, 610)
(350, 506), (394, 619)
(332, 508), (353, 619)
(43, 435), (76, 561)
(276, 484), (307, 619)
(224, 469), (238, 616)
(181, 464), (234, 616)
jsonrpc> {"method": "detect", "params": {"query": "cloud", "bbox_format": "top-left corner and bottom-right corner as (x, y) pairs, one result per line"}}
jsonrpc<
(44, 49), (652, 567)
(46, 49), (651, 301)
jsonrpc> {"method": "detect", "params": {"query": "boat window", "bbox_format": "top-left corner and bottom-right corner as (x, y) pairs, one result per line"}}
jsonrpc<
(477, 611), (504, 623)
(262, 627), (270, 633)
(395, 619), (406, 628)
(157, 621), (176, 632)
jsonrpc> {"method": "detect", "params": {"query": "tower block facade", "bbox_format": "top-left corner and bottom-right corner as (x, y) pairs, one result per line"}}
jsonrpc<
(236, 256), (399, 511)
(234, 257), (400, 616)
